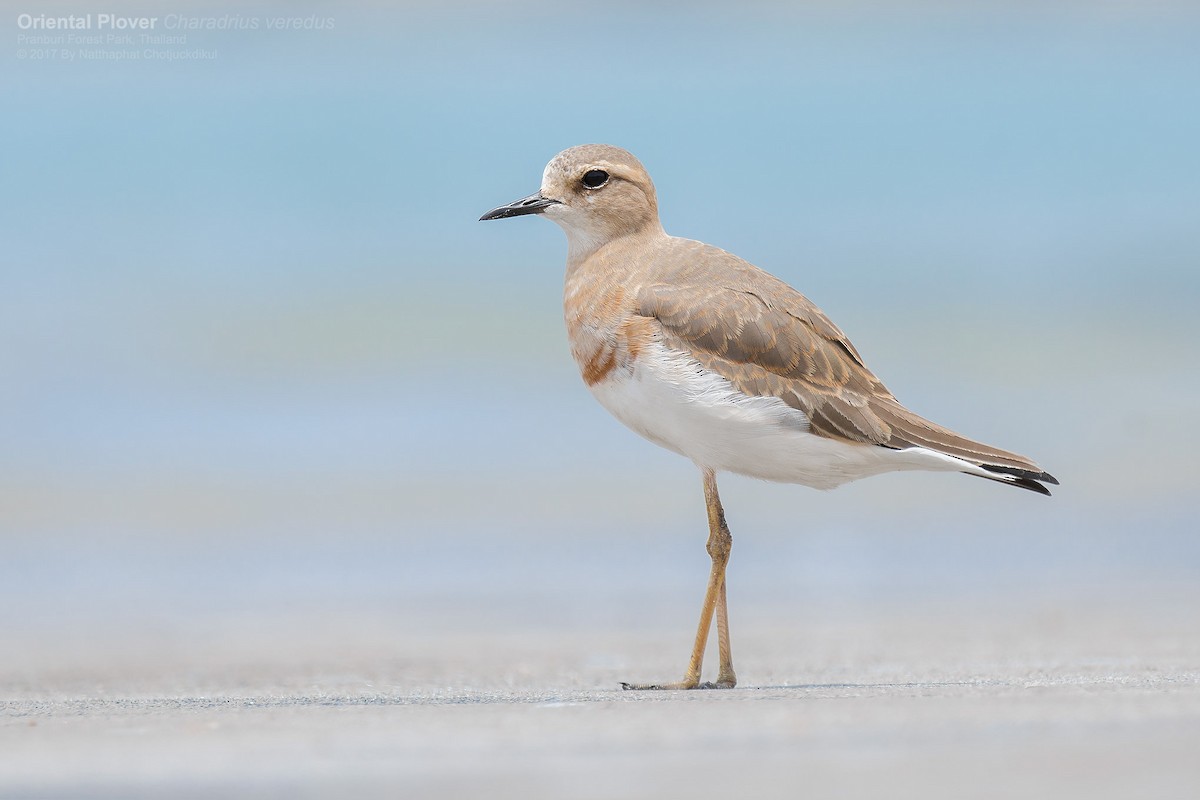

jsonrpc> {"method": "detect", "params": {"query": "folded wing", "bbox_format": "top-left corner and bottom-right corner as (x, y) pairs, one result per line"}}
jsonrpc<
(635, 240), (1057, 492)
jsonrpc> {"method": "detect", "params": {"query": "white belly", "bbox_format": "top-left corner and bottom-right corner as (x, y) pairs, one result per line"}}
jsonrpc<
(587, 341), (969, 489)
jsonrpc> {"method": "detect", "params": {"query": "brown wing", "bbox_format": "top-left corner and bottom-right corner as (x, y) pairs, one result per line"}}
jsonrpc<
(634, 240), (1051, 476)
(637, 278), (899, 445)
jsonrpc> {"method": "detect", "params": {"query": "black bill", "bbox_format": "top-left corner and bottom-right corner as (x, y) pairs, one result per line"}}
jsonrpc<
(479, 193), (561, 221)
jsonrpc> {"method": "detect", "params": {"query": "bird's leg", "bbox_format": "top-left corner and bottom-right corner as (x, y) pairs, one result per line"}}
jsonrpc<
(706, 469), (737, 688)
(622, 468), (737, 691)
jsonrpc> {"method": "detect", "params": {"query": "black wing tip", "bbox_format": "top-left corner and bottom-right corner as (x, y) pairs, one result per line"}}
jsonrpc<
(974, 464), (1059, 496)
(1007, 476), (1053, 496)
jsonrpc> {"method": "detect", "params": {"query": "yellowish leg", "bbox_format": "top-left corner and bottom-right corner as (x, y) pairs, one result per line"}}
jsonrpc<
(714, 572), (737, 688)
(623, 469), (737, 690)
(708, 468), (737, 688)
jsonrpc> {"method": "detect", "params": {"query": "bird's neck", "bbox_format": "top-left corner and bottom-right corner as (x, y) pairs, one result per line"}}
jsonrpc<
(564, 222), (666, 271)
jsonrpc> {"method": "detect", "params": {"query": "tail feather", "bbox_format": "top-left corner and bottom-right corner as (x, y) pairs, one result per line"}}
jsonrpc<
(874, 399), (1058, 496)
(970, 467), (1057, 496)
(978, 463), (1060, 486)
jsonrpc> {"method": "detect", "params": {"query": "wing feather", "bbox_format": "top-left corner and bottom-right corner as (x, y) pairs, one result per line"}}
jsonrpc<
(634, 239), (1052, 480)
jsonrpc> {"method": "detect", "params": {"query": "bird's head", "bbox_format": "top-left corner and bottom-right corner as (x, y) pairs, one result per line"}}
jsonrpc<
(480, 144), (662, 258)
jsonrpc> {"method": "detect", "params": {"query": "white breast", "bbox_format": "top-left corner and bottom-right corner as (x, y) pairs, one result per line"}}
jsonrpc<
(587, 341), (971, 489)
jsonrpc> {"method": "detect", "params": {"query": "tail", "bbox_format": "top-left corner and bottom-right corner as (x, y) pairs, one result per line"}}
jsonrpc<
(966, 464), (1060, 496)
(873, 398), (1059, 496)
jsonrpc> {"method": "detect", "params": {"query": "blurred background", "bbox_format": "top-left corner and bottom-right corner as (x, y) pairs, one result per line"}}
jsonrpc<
(2, 0), (1198, 692)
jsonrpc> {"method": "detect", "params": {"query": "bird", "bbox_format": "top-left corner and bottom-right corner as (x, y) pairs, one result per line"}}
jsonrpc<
(479, 144), (1057, 690)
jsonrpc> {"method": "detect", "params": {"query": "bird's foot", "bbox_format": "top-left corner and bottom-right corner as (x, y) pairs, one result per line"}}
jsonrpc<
(620, 680), (694, 691)
(620, 677), (737, 691)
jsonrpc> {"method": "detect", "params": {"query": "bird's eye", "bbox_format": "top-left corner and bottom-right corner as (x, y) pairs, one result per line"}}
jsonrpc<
(581, 169), (609, 189)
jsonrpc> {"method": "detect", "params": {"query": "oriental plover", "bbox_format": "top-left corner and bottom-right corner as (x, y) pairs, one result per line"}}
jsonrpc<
(480, 144), (1057, 690)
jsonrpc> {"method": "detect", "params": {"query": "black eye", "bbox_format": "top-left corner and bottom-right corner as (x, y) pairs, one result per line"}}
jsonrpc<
(581, 169), (609, 189)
